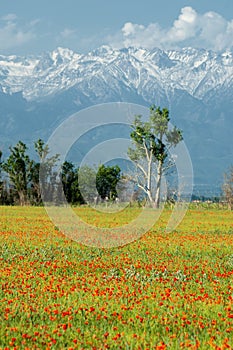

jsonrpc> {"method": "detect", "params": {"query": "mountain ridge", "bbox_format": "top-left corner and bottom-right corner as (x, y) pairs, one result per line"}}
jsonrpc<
(0, 45), (233, 103)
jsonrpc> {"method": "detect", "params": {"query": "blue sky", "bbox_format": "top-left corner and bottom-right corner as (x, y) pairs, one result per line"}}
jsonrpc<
(1, 0), (233, 55)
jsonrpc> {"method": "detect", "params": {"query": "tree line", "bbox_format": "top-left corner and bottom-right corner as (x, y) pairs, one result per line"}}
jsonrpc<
(0, 139), (122, 206)
(0, 105), (232, 208)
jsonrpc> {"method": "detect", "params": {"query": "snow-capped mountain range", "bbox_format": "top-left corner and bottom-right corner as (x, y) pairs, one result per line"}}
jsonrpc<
(0, 45), (233, 194)
(1, 45), (233, 102)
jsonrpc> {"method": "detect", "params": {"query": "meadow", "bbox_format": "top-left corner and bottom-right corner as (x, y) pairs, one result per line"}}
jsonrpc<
(0, 205), (233, 349)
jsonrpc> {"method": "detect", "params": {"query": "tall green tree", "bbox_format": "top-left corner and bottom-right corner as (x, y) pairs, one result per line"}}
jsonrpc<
(31, 139), (59, 204)
(27, 139), (58, 204)
(62, 161), (75, 203)
(128, 105), (183, 208)
(96, 164), (121, 200)
(61, 161), (84, 205)
(2, 141), (31, 205)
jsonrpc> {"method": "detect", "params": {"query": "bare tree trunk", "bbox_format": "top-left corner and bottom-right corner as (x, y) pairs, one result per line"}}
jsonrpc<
(154, 160), (163, 208)
(18, 190), (27, 206)
(147, 189), (154, 206)
(146, 156), (154, 206)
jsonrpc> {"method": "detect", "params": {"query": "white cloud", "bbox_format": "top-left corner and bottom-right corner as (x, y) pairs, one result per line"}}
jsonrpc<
(108, 7), (233, 51)
(0, 14), (36, 50)
(198, 11), (231, 50)
(166, 7), (198, 42)
(123, 22), (163, 48)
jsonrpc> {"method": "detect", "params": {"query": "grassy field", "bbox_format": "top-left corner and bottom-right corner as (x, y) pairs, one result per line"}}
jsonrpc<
(0, 205), (233, 349)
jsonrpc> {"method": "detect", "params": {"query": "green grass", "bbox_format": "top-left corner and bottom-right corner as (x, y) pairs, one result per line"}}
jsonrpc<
(0, 206), (233, 349)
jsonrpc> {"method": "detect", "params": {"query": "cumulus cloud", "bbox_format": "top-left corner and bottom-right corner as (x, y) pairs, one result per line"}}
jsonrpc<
(120, 22), (163, 49)
(166, 7), (198, 42)
(198, 11), (233, 50)
(108, 7), (233, 51)
(0, 14), (36, 51)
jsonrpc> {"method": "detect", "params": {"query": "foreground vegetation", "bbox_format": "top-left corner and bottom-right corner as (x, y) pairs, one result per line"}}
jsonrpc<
(0, 206), (233, 349)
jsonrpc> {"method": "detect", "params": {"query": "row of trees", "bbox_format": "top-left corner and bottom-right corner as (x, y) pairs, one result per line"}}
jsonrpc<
(0, 105), (181, 207)
(0, 105), (232, 208)
(0, 139), (122, 206)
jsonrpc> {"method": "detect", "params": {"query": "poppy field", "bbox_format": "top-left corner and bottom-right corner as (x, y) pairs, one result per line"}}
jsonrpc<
(0, 205), (233, 349)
